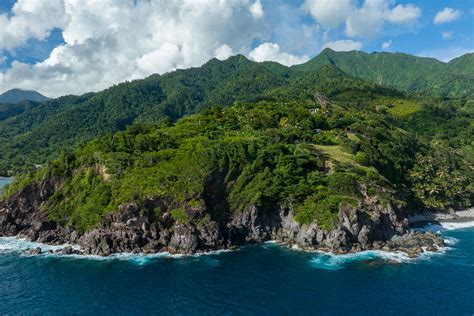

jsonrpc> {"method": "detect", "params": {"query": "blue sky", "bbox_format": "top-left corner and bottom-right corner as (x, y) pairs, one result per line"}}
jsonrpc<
(0, 0), (472, 97)
(262, 0), (473, 61)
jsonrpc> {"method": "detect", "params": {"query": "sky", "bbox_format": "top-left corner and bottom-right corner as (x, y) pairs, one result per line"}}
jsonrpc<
(0, 0), (472, 97)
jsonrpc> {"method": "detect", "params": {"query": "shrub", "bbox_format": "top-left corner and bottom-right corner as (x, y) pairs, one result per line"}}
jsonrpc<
(170, 208), (187, 224)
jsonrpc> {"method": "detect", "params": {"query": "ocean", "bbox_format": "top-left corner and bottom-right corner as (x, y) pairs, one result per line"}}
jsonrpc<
(0, 178), (12, 193)
(0, 179), (473, 315)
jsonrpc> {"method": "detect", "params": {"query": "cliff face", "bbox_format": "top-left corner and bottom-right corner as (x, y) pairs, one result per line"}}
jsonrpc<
(0, 177), (443, 257)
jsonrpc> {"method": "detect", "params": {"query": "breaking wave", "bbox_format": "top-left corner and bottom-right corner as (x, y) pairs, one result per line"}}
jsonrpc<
(308, 250), (412, 270)
(0, 236), (232, 265)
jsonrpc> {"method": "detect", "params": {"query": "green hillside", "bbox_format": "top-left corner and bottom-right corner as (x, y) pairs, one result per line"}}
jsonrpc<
(0, 51), (472, 177)
(4, 99), (472, 233)
(0, 56), (394, 173)
(447, 53), (474, 77)
(293, 48), (473, 98)
(0, 100), (41, 121)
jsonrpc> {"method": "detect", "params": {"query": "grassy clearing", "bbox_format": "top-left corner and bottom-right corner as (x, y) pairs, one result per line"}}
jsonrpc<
(387, 100), (421, 117)
(314, 144), (356, 165)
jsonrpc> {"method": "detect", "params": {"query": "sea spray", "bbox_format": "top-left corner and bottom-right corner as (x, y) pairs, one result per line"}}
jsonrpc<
(0, 236), (233, 265)
(308, 250), (412, 270)
(0, 236), (76, 254)
(440, 221), (474, 230)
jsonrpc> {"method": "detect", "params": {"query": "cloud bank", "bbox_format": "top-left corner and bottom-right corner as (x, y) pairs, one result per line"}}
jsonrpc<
(0, 1), (470, 97)
(303, 0), (421, 38)
(0, 0), (306, 97)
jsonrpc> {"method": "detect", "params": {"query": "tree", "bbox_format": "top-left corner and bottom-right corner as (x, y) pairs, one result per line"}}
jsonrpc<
(409, 141), (472, 210)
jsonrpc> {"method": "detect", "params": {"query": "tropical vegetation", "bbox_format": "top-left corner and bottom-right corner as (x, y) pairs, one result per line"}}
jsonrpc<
(1, 49), (473, 232)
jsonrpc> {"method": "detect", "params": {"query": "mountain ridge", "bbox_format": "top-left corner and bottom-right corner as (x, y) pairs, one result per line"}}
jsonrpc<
(293, 48), (473, 98)
(0, 58), (385, 172)
(0, 49), (472, 175)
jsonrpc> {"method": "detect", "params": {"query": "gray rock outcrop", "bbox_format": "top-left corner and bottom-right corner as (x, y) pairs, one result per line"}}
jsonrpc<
(0, 178), (444, 257)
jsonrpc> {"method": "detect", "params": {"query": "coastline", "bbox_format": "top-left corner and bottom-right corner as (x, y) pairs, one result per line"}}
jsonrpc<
(0, 176), (464, 259)
(0, 235), (234, 260)
(409, 208), (474, 232)
(0, 235), (440, 264)
(6, 208), (469, 259)
(408, 208), (474, 225)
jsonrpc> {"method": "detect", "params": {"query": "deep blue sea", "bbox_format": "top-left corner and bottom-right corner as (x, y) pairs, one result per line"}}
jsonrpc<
(0, 179), (473, 315)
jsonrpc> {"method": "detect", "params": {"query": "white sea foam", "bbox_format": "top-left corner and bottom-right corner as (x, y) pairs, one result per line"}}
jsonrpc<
(414, 223), (445, 233)
(0, 236), (232, 264)
(443, 236), (459, 245)
(414, 220), (474, 233)
(309, 250), (412, 270)
(440, 221), (474, 230)
(418, 244), (450, 260)
(0, 232), (460, 269)
(50, 250), (228, 266)
(0, 236), (75, 254)
(264, 240), (278, 244)
(307, 242), (457, 270)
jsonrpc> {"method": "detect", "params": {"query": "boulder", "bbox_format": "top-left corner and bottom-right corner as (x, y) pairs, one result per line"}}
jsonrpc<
(26, 247), (42, 255)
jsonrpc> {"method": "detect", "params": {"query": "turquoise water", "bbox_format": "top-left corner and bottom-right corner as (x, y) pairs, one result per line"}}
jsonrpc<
(0, 179), (473, 315)
(0, 178), (12, 193)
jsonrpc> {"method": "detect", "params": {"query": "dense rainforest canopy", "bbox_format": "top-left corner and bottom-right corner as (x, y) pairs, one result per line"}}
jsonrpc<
(0, 50), (472, 175)
(3, 93), (472, 232)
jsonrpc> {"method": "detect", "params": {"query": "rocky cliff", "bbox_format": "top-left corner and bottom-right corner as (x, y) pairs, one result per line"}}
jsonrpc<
(0, 177), (443, 257)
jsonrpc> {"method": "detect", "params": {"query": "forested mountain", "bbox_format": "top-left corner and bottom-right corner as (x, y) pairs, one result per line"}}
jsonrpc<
(2, 90), (471, 252)
(0, 56), (393, 172)
(0, 100), (42, 122)
(446, 53), (474, 76)
(294, 48), (474, 99)
(1, 50), (472, 255)
(1, 97), (455, 256)
(0, 51), (472, 176)
(0, 89), (49, 104)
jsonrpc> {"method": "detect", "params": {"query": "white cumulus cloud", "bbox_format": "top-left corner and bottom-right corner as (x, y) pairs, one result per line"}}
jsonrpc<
(386, 4), (421, 24)
(345, 0), (386, 38)
(214, 44), (234, 60)
(303, 0), (354, 28)
(434, 7), (461, 25)
(303, 0), (421, 38)
(136, 43), (181, 75)
(323, 40), (362, 52)
(0, 0), (273, 97)
(382, 39), (392, 50)
(249, 0), (264, 19)
(249, 43), (309, 66)
(0, 0), (69, 51)
(346, 0), (421, 38)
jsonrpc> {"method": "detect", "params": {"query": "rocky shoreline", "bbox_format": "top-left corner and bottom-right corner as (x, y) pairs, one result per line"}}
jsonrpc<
(0, 178), (444, 258)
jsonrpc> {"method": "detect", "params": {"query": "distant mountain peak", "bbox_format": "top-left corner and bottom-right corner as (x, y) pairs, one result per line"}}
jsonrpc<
(0, 89), (49, 104)
(319, 47), (335, 54)
(447, 53), (474, 76)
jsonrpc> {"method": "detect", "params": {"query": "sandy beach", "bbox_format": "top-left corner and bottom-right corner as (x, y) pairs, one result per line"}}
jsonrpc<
(408, 208), (474, 225)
